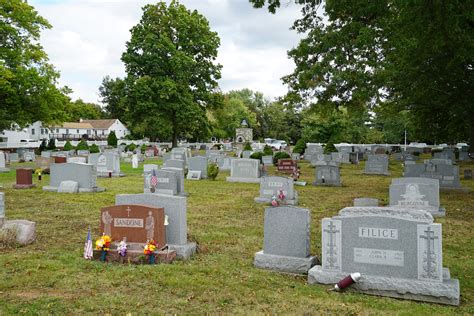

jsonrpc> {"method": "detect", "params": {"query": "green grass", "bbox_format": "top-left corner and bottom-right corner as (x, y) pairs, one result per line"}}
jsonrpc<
(0, 157), (473, 314)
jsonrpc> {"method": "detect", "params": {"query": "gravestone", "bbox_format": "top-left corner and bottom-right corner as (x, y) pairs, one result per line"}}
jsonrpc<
(131, 154), (139, 168)
(255, 176), (298, 205)
(364, 154), (390, 176)
(41, 151), (52, 158)
(404, 162), (462, 189)
(313, 165), (341, 186)
(186, 170), (201, 180)
(308, 207), (460, 305)
(389, 177), (445, 217)
(145, 149), (155, 158)
(145, 169), (178, 195)
(116, 193), (196, 259)
(425, 158), (452, 165)
(100, 205), (165, 247)
(0, 193), (4, 227)
(0, 192), (36, 244)
(331, 152), (350, 164)
(226, 158), (261, 183)
(208, 153), (224, 168)
(310, 153), (330, 167)
(43, 163), (105, 193)
(277, 159), (297, 174)
(220, 157), (234, 171)
(164, 159), (185, 170)
(162, 167), (186, 196)
(188, 156), (208, 179)
(291, 153), (301, 161)
(242, 150), (253, 159)
(23, 151), (35, 162)
(13, 168), (36, 189)
(89, 152), (123, 177)
(162, 153), (171, 164)
(374, 147), (386, 155)
(54, 156), (67, 164)
(77, 150), (90, 156)
(464, 169), (472, 180)
(143, 164), (159, 175)
(9, 153), (19, 162)
(67, 157), (87, 164)
(254, 206), (318, 274)
(434, 151), (456, 162)
(0, 151), (10, 172)
(57, 180), (79, 193)
(353, 198), (379, 207)
(262, 156), (273, 166)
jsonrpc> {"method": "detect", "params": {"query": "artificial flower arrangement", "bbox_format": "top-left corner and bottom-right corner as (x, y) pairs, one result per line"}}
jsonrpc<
(95, 234), (112, 261)
(117, 239), (127, 257)
(144, 239), (157, 264)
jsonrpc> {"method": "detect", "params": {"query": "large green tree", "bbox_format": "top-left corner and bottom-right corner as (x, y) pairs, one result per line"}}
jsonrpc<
(98, 76), (127, 120)
(0, 0), (68, 131)
(251, 0), (474, 151)
(120, 1), (222, 145)
(65, 99), (105, 122)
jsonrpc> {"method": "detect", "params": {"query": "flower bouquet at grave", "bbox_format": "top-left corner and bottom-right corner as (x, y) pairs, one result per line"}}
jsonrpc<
(95, 234), (111, 262)
(117, 239), (127, 257)
(277, 189), (286, 202)
(143, 239), (157, 264)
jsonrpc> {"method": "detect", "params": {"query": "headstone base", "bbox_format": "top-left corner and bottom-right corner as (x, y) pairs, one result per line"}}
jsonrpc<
(93, 247), (176, 264)
(43, 186), (106, 193)
(294, 181), (307, 186)
(13, 184), (37, 189)
(1, 220), (36, 245)
(226, 177), (261, 183)
(97, 172), (125, 178)
(169, 242), (197, 260)
(363, 171), (391, 176)
(254, 250), (318, 275)
(0, 168), (10, 173)
(308, 265), (460, 306)
(430, 207), (446, 217)
(312, 181), (342, 187)
(254, 197), (298, 206)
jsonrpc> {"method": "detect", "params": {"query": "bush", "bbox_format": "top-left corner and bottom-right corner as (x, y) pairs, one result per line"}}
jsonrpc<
(89, 144), (100, 153)
(324, 142), (337, 154)
(107, 131), (118, 147)
(141, 144), (147, 154)
(273, 151), (290, 165)
(431, 149), (442, 156)
(292, 139), (306, 154)
(207, 162), (219, 180)
(263, 145), (273, 156)
(76, 140), (89, 151)
(243, 142), (252, 151)
(63, 141), (74, 151)
(127, 143), (137, 152)
(47, 138), (56, 150)
(39, 139), (47, 152)
(250, 152), (264, 162)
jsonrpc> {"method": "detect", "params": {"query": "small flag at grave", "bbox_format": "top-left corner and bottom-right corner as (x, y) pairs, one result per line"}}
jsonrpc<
(83, 228), (93, 260)
(150, 169), (158, 188)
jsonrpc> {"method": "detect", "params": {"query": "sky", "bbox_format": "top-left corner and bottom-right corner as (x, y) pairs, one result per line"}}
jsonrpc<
(29, 0), (304, 104)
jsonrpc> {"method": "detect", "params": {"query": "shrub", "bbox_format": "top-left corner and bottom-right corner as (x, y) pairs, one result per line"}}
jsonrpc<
(207, 162), (219, 180)
(107, 131), (118, 147)
(431, 148), (442, 156)
(63, 141), (74, 151)
(243, 142), (252, 151)
(76, 140), (89, 150)
(324, 142), (337, 154)
(89, 144), (100, 153)
(263, 145), (273, 156)
(47, 138), (56, 150)
(250, 152), (264, 162)
(273, 151), (290, 165)
(292, 139), (306, 154)
(39, 139), (47, 152)
(127, 143), (137, 152)
(141, 144), (147, 154)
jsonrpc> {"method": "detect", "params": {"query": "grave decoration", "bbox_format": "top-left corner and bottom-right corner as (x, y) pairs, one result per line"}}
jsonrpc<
(93, 204), (176, 264)
(254, 206), (319, 274)
(255, 176), (298, 206)
(308, 206), (460, 305)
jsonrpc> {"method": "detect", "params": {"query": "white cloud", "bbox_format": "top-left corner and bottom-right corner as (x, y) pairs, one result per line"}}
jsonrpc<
(30, 0), (303, 103)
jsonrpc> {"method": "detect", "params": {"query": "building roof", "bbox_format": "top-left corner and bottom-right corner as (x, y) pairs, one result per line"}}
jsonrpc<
(61, 122), (94, 129)
(81, 119), (117, 129)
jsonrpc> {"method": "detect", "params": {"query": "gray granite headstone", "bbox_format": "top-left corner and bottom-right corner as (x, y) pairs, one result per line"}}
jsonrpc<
(143, 164), (159, 175)
(242, 150), (253, 159)
(164, 159), (185, 170)
(331, 152), (350, 164)
(308, 207), (460, 305)
(262, 156), (273, 166)
(313, 165), (341, 186)
(144, 169), (178, 195)
(0, 151), (9, 172)
(89, 152), (122, 177)
(9, 153), (19, 162)
(390, 177), (445, 217)
(404, 162), (461, 189)
(254, 206), (318, 274)
(434, 151), (456, 162)
(291, 153), (301, 161)
(43, 163), (104, 192)
(464, 169), (472, 180)
(220, 157), (234, 171)
(115, 193), (196, 259)
(41, 151), (52, 158)
(425, 158), (452, 165)
(188, 156), (208, 178)
(364, 154), (390, 175)
(162, 167), (186, 195)
(255, 176), (298, 205)
(57, 180), (79, 193)
(67, 157), (87, 164)
(226, 158), (261, 183)
(353, 198), (379, 207)
(311, 153), (330, 167)
(77, 150), (90, 156)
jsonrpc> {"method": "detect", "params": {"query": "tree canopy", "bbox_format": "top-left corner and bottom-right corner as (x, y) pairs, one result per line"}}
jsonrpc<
(107, 0), (222, 145)
(250, 0), (474, 149)
(0, 0), (69, 131)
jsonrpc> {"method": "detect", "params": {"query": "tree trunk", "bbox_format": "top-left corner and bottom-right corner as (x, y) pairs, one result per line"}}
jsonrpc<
(470, 116), (474, 156)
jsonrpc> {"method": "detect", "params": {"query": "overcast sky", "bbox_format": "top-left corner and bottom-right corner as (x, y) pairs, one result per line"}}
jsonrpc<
(29, 0), (304, 104)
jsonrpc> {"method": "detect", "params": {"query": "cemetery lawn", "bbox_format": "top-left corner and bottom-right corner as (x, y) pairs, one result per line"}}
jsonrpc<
(1, 157), (473, 314)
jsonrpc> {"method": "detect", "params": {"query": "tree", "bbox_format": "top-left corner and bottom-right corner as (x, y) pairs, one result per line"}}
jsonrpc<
(107, 131), (118, 147)
(65, 99), (105, 122)
(76, 139), (89, 151)
(251, 1), (474, 152)
(99, 76), (127, 119)
(47, 138), (56, 150)
(0, 0), (68, 131)
(63, 141), (73, 151)
(120, 1), (222, 146)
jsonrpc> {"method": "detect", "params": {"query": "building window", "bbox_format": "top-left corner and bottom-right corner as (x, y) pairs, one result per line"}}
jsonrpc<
(56, 128), (59, 133)
(40, 128), (44, 134)
(102, 130), (105, 135)
(76, 129), (79, 134)
(66, 129), (69, 134)
(31, 129), (35, 135)
(87, 130), (91, 135)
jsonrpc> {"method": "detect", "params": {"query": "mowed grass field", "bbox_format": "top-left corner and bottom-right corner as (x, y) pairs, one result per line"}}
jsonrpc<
(0, 155), (473, 314)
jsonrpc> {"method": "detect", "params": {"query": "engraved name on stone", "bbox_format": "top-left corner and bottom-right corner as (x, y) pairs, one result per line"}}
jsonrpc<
(263, 189), (274, 195)
(114, 218), (144, 228)
(358, 227), (398, 239)
(157, 178), (170, 183)
(354, 248), (404, 266)
(268, 182), (283, 187)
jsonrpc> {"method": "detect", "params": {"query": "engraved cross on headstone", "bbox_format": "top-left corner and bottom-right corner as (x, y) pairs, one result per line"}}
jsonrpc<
(126, 206), (132, 217)
(420, 226), (439, 279)
(324, 221), (340, 269)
